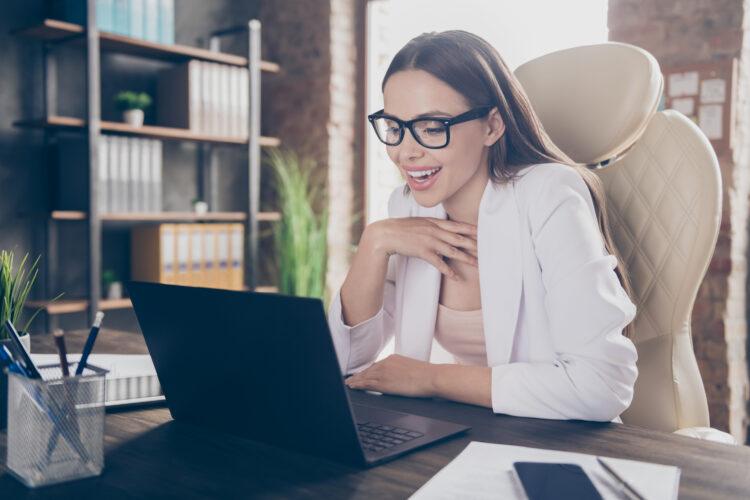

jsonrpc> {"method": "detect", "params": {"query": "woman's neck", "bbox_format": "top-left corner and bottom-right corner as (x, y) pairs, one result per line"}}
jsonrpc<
(443, 163), (490, 225)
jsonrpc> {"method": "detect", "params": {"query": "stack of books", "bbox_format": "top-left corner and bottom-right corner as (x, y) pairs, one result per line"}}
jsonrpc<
(131, 223), (245, 290)
(158, 61), (249, 138)
(98, 136), (162, 214)
(60, 0), (175, 44)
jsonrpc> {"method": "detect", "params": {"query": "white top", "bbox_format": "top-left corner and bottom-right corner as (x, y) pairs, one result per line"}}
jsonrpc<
(433, 304), (487, 366)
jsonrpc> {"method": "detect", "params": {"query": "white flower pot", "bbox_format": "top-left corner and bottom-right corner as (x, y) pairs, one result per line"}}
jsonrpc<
(123, 109), (144, 127)
(107, 282), (123, 300)
(193, 201), (209, 214)
(19, 333), (30, 353)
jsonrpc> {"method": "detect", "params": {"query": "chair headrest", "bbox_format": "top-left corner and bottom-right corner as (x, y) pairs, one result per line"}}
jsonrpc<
(514, 42), (663, 165)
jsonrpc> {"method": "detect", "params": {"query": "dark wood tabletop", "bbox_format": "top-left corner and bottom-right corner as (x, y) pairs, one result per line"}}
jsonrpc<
(1, 330), (749, 499)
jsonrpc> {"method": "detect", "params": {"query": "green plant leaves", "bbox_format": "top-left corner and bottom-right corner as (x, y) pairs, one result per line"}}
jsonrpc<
(265, 149), (328, 301)
(0, 251), (62, 338)
(115, 91), (152, 111)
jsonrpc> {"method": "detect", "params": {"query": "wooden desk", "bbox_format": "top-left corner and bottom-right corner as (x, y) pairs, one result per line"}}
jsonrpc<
(1, 331), (749, 498)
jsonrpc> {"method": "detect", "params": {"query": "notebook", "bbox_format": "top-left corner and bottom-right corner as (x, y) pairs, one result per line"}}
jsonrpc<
(410, 441), (680, 500)
(30, 353), (164, 408)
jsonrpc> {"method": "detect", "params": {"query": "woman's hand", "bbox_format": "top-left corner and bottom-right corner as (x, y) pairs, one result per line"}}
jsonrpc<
(362, 217), (478, 280)
(344, 354), (437, 398)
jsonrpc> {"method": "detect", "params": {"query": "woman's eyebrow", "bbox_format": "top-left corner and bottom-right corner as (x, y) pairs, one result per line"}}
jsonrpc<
(382, 109), (452, 119)
(414, 110), (452, 118)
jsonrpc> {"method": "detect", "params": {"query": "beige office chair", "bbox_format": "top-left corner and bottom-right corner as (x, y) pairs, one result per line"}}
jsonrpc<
(515, 42), (736, 444)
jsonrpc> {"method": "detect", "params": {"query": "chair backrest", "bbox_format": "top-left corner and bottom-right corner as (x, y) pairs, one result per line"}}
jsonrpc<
(515, 43), (722, 431)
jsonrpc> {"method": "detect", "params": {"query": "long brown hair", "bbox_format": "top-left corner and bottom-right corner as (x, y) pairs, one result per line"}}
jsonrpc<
(383, 30), (635, 338)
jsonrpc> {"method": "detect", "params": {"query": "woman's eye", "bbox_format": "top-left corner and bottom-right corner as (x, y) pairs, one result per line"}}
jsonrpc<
(425, 128), (444, 135)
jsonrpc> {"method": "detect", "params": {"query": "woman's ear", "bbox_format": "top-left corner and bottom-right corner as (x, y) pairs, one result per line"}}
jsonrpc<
(484, 107), (505, 147)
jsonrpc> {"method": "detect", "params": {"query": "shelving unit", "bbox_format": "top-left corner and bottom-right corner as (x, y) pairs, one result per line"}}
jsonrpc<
(15, 2), (281, 331)
(14, 115), (282, 146)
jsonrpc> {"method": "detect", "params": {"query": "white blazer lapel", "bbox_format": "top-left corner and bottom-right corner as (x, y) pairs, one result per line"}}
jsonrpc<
(395, 201), (446, 361)
(478, 180), (523, 366)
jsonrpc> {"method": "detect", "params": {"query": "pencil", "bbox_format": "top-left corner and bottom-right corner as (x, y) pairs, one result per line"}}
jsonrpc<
(53, 328), (70, 377)
(596, 457), (646, 500)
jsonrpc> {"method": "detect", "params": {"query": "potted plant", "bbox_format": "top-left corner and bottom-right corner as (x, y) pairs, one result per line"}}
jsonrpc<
(0, 251), (61, 429)
(265, 148), (328, 302)
(102, 269), (123, 300)
(192, 198), (209, 215)
(115, 90), (152, 127)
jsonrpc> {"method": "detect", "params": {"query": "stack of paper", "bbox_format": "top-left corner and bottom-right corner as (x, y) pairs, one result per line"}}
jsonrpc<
(410, 441), (680, 500)
(31, 353), (164, 408)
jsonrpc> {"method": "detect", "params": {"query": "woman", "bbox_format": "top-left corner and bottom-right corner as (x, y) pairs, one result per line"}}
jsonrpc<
(328, 30), (638, 422)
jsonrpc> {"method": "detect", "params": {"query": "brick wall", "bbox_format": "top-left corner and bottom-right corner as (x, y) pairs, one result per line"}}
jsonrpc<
(259, 0), (365, 300)
(609, 0), (750, 442)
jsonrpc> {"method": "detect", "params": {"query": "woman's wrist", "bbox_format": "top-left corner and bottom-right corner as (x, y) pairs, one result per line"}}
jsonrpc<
(427, 362), (443, 398)
(360, 221), (391, 260)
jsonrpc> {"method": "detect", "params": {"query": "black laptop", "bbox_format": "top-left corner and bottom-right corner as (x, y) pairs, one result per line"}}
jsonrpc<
(127, 281), (469, 467)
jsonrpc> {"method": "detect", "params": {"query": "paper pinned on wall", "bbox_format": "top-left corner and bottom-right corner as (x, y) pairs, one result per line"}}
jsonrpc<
(669, 71), (699, 97)
(699, 104), (723, 140)
(700, 78), (726, 104)
(671, 97), (695, 117)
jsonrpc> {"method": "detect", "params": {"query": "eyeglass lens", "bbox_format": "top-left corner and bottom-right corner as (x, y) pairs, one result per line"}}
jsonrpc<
(372, 117), (448, 147)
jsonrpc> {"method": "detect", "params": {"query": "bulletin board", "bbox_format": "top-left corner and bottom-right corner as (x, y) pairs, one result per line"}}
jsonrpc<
(661, 58), (737, 157)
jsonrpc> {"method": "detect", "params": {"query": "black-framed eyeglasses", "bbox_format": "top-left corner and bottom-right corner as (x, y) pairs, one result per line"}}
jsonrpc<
(367, 105), (493, 149)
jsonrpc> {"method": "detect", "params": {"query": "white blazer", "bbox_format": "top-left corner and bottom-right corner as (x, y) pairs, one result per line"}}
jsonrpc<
(327, 162), (638, 422)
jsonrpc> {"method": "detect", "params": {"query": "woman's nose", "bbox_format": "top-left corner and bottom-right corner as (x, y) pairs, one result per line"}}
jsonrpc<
(398, 128), (425, 162)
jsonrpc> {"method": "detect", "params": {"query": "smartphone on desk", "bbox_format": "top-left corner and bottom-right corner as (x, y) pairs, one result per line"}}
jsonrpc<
(512, 461), (602, 500)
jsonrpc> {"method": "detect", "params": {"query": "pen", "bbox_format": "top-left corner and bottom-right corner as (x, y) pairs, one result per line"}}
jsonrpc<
(0, 345), (27, 377)
(597, 457), (646, 500)
(4, 319), (41, 379)
(53, 329), (70, 376)
(75, 311), (104, 376)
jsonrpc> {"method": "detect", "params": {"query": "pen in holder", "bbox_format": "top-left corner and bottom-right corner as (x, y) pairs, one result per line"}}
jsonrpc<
(5, 363), (108, 488)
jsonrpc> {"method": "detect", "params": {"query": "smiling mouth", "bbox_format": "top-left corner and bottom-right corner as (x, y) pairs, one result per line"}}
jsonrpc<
(406, 167), (442, 182)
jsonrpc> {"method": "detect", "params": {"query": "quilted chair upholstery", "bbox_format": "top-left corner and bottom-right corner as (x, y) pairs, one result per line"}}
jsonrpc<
(515, 42), (736, 444)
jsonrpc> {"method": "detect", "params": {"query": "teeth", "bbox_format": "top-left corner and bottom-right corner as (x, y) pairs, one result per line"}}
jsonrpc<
(407, 168), (440, 178)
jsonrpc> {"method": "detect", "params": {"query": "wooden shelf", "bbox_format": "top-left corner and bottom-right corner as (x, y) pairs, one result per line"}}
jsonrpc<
(256, 212), (282, 222)
(15, 19), (281, 72)
(14, 116), (281, 147)
(50, 211), (281, 223)
(25, 299), (88, 315)
(51, 210), (87, 220)
(25, 297), (133, 315)
(101, 212), (247, 222)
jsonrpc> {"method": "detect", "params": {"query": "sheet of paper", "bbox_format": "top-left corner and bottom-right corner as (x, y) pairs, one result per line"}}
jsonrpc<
(671, 97), (695, 116)
(669, 71), (699, 97)
(699, 104), (723, 140)
(700, 78), (726, 104)
(31, 353), (156, 378)
(410, 441), (680, 500)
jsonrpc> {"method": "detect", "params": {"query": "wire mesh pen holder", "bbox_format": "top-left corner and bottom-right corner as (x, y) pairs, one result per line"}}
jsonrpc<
(5, 363), (108, 488)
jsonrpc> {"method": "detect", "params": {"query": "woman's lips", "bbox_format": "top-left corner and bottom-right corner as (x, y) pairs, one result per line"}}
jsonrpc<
(405, 167), (443, 191)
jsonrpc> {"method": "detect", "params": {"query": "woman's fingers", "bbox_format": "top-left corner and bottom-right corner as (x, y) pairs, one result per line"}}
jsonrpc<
(428, 218), (478, 237)
(433, 240), (478, 267)
(442, 230), (478, 253)
(419, 250), (459, 280)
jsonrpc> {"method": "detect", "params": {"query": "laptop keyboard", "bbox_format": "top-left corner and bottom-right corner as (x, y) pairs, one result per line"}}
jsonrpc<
(357, 421), (424, 453)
